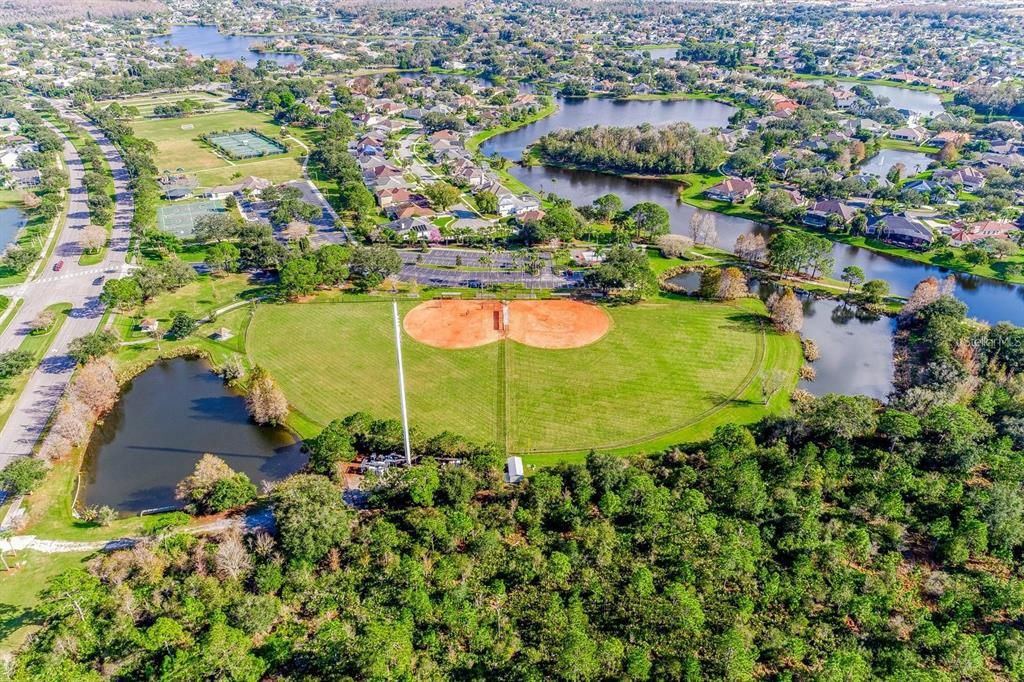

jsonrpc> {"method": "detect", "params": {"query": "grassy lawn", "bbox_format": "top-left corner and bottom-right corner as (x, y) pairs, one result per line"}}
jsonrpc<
(248, 299), (503, 444)
(0, 549), (93, 655)
(247, 295), (800, 457)
(130, 110), (307, 187)
(879, 138), (940, 154)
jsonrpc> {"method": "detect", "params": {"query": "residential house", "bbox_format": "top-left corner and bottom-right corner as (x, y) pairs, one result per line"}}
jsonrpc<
(802, 200), (856, 228)
(928, 130), (969, 148)
(949, 220), (1017, 246)
(705, 177), (755, 203)
(497, 193), (542, 217)
(869, 213), (934, 248)
(375, 187), (418, 208)
(387, 216), (435, 241)
(10, 167), (40, 187)
(388, 203), (435, 220)
(902, 179), (949, 198)
(933, 167), (986, 191)
(0, 143), (35, 169)
(889, 126), (928, 144)
(0, 118), (20, 136)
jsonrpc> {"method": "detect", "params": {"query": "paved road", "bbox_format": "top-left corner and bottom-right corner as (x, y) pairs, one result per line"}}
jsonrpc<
(0, 105), (133, 466)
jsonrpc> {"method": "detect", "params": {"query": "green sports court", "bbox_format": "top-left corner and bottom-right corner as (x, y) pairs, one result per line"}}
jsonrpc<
(207, 131), (287, 159)
(156, 199), (226, 237)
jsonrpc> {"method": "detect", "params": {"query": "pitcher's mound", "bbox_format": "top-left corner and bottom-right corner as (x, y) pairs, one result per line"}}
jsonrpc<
(404, 299), (610, 350)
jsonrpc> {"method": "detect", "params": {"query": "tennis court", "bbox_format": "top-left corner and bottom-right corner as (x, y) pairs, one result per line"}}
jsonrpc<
(156, 199), (226, 237)
(208, 131), (286, 159)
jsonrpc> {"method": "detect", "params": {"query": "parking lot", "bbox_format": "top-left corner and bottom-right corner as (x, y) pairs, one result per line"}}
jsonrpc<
(397, 248), (573, 289)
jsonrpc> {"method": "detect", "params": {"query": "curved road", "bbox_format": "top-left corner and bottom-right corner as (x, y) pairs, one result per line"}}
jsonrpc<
(0, 105), (133, 467)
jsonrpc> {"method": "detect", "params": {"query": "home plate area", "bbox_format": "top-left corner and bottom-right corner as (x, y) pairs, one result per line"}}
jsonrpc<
(403, 299), (610, 350)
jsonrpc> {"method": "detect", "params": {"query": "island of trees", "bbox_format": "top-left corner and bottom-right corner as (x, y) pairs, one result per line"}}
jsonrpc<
(531, 122), (724, 176)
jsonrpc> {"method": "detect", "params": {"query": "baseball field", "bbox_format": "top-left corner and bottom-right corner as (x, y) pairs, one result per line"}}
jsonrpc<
(246, 295), (802, 460)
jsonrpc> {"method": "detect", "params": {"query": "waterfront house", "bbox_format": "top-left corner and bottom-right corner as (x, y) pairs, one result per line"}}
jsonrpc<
(705, 177), (755, 203)
(869, 213), (934, 248)
(890, 126), (928, 144)
(803, 200), (856, 228)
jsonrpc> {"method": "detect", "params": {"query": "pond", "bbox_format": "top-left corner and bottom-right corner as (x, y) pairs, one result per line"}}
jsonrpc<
(666, 276), (896, 399)
(0, 207), (26, 253)
(480, 95), (736, 160)
(751, 282), (896, 399)
(481, 96), (1024, 326)
(859, 148), (933, 179)
(150, 25), (304, 66)
(80, 359), (306, 513)
(631, 47), (680, 61)
(808, 80), (945, 117)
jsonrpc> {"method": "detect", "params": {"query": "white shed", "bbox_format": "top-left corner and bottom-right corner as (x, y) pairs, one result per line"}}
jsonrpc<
(505, 456), (524, 484)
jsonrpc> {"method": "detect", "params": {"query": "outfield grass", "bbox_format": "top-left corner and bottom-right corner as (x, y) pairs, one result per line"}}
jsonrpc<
(248, 299), (503, 445)
(247, 295), (800, 457)
(130, 110), (307, 187)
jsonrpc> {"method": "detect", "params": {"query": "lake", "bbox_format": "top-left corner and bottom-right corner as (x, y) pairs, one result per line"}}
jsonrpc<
(150, 25), (304, 66)
(482, 96), (1024, 326)
(81, 359), (306, 513)
(0, 207), (26, 253)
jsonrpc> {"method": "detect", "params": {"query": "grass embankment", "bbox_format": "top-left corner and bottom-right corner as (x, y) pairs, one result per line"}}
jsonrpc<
(465, 101), (559, 199)
(130, 110), (313, 187)
(466, 101), (558, 156)
(247, 294), (800, 460)
(783, 72), (948, 94)
(109, 273), (272, 372)
(0, 302), (72, 432)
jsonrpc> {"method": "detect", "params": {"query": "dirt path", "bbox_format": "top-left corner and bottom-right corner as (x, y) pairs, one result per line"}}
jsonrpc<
(0, 509), (274, 554)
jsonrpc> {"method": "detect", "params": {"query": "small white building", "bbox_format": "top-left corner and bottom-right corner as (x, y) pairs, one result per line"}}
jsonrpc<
(505, 456), (524, 484)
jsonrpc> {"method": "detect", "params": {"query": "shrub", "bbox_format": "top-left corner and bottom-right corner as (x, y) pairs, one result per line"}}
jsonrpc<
(0, 458), (47, 495)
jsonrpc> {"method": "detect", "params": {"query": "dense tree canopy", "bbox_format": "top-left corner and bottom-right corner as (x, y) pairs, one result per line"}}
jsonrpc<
(532, 122), (724, 175)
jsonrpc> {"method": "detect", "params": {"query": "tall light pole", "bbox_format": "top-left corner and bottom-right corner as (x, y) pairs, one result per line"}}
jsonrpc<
(391, 299), (412, 466)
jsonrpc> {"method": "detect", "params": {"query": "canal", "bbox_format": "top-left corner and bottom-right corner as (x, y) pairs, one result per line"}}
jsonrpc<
(480, 96), (1024, 326)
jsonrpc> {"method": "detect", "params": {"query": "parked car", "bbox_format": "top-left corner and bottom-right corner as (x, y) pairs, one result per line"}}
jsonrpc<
(53, 260), (64, 272)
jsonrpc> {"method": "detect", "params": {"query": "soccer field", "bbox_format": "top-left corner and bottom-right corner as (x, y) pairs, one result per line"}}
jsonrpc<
(130, 110), (306, 187)
(246, 296), (802, 458)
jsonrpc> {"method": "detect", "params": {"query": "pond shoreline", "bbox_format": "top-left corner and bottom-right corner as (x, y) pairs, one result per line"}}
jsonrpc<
(79, 350), (304, 515)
